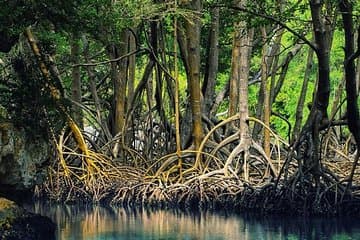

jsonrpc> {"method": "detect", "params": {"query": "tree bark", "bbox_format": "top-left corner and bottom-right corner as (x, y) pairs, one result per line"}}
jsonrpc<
(70, 35), (83, 128)
(108, 30), (129, 136)
(177, 18), (192, 148)
(182, 0), (203, 150)
(228, 23), (241, 117)
(356, 56), (360, 94)
(261, 27), (271, 157)
(309, 0), (330, 120)
(339, 0), (360, 190)
(252, 27), (283, 139)
(202, 6), (219, 114)
(340, 0), (360, 147)
(294, 0), (330, 177)
(292, 46), (314, 142)
(128, 29), (136, 108)
(356, 27), (360, 94)
(238, 28), (253, 137)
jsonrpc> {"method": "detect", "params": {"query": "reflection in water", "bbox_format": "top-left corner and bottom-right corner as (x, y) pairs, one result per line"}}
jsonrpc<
(24, 201), (360, 240)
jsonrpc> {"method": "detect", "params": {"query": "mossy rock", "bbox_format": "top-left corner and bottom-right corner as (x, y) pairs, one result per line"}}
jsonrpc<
(0, 198), (55, 240)
(0, 198), (24, 225)
(0, 121), (50, 193)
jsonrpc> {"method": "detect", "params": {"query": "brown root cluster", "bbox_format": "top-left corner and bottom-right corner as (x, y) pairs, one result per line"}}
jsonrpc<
(37, 116), (360, 215)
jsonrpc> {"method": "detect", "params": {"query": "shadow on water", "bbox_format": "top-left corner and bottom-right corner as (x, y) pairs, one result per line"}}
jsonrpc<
(23, 201), (360, 240)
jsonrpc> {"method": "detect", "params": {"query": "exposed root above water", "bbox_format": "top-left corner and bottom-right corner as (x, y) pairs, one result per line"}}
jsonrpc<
(36, 116), (360, 215)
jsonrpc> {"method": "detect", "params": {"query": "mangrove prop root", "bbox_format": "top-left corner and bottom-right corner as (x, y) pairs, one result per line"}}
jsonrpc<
(35, 100), (360, 214)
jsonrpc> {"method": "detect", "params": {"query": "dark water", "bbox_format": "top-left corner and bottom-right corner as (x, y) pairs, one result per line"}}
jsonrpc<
(24, 202), (360, 240)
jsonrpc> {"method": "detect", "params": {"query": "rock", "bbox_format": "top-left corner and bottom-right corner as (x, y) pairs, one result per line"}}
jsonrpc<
(0, 198), (55, 239)
(0, 122), (50, 193)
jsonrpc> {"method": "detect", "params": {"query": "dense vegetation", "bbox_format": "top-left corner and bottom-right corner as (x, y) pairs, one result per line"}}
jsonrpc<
(1, 0), (360, 215)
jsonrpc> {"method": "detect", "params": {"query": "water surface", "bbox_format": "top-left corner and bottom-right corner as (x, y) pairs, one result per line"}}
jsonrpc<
(24, 202), (360, 240)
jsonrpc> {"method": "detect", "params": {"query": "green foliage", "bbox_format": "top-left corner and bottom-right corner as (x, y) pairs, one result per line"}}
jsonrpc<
(0, 0), (359, 143)
(0, 50), (67, 139)
(76, 0), (170, 44)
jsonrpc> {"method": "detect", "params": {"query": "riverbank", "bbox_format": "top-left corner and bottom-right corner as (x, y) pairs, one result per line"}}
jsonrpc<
(33, 125), (360, 217)
(35, 163), (360, 217)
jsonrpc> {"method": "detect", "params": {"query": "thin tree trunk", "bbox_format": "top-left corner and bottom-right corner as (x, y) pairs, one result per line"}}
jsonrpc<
(108, 30), (129, 136)
(238, 28), (253, 137)
(70, 35), (83, 128)
(210, 81), (229, 115)
(173, 3), (183, 176)
(223, 0), (253, 179)
(128, 29), (136, 107)
(202, 6), (219, 114)
(269, 43), (281, 107)
(252, 27), (283, 139)
(183, 0), (203, 150)
(268, 28), (285, 106)
(261, 27), (271, 158)
(356, 49), (360, 94)
(228, 23), (241, 117)
(82, 35), (112, 140)
(339, 0), (360, 188)
(356, 59), (360, 94)
(295, 0), (330, 177)
(158, 22), (176, 144)
(159, 22), (175, 113)
(271, 43), (302, 105)
(292, 46), (314, 142)
(25, 28), (97, 175)
(310, 0), (330, 121)
(176, 19), (192, 148)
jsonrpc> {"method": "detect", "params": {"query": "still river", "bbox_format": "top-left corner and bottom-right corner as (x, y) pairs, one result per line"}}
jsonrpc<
(24, 201), (360, 240)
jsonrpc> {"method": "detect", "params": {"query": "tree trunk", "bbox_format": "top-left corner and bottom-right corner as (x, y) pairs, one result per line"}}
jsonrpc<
(108, 30), (129, 137)
(81, 36), (112, 140)
(340, 0), (360, 154)
(271, 43), (302, 105)
(177, 18), (192, 148)
(356, 28), (360, 94)
(128, 29), (136, 108)
(261, 27), (271, 158)
(295, 0), (330, 177)
(252, 27), (283, 139)
(70, 35), (83, 128)
(292, 46), (314, 142)
(228, 23), (241, 117)
(182, 0), (203, 150)
(238, 28), (253, 137)
(222, 0), (254, 179)
(210, 81), (229, 115)
(309, 0), (330, 121)
(202, 6), (219, 114)
(356, 57), (360, 95)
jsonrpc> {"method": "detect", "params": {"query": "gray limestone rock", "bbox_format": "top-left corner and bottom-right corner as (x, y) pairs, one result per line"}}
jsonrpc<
(0, 122), (49, 191)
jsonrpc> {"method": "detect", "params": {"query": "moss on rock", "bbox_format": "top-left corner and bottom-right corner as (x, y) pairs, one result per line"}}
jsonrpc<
(0, 197), (55, 239)
(0, 121), (50, 193)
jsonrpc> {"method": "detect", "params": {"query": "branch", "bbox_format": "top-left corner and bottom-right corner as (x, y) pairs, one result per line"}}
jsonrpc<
(72, 48), (147, 67)
(348, 25), (360, 63)
(320, 119), (347, 131)
(272, 111), (292, 143)
(215, 4), (317, 51)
